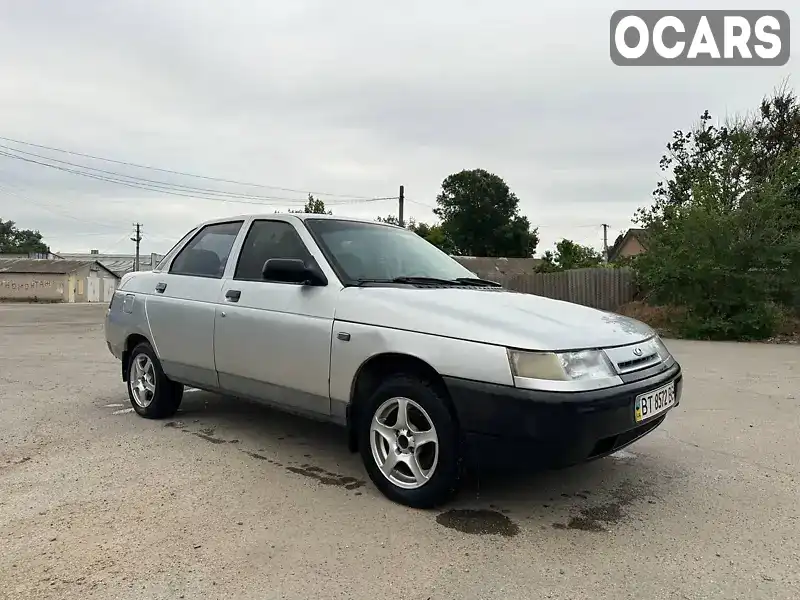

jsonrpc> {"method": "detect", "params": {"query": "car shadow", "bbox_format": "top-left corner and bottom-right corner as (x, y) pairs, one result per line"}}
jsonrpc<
(167, 389), (679, 533)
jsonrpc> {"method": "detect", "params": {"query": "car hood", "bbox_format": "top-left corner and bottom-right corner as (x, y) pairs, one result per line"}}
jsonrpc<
(335, 286), (654, 351)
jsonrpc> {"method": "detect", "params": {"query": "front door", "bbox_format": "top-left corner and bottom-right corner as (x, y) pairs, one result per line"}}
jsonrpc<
(213, 219), (337, 416)
(145, 220), (244, 390)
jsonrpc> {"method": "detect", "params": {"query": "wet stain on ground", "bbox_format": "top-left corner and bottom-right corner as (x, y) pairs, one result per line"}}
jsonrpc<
(244, 451), (269, 461)
(436, 509), (520, 537)
(286, 465), (365, 490)
(553, 517), (606, 532)
(175, 426), (241, 445)
(240, 450), (283, 466)
(165, 426), (363, 492)
(192, 432), (227, 444)
(552, 481), (643, 532)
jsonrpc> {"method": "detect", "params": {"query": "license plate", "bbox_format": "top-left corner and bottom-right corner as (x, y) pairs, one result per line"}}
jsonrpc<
(634, 381), (675, 423)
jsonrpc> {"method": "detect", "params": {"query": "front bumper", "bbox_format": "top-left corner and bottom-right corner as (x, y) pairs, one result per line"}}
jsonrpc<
(443, 361), (682, 470)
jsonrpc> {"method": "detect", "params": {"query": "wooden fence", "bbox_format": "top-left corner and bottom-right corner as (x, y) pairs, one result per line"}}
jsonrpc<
(472, 267), (636, 311)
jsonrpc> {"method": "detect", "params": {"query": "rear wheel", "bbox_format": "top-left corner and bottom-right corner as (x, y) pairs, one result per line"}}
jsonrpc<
(126, 342), (183, 419)
(358, 374), (462, 508)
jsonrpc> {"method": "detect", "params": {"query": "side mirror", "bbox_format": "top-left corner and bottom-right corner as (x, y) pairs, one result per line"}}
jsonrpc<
(262, 258), (327, 286)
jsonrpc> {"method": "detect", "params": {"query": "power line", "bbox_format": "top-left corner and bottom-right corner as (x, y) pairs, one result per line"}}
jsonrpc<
(0, 135), (379, 199)
(404, 198), (624, 231)
(0, 149), (397, 207)
(101, 232), (137, 254)
(0, 182), (121, 230)
(0, 144), (390, 204)
(406, 198), (436, 210)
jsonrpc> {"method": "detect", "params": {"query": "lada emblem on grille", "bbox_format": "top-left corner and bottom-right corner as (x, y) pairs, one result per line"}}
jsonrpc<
(632, 347), (643, 356)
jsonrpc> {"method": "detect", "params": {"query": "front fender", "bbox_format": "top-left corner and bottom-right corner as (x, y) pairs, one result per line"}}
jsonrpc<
(328, 321), (514, 410)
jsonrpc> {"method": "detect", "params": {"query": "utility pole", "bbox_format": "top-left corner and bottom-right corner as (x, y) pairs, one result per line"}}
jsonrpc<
(398, 185), (405, 228)
(131, 223), (142, 271)
(601, 223), (609, 262)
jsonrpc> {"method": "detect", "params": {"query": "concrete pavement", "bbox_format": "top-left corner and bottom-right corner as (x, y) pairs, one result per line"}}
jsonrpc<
(1, 303), (798, 599)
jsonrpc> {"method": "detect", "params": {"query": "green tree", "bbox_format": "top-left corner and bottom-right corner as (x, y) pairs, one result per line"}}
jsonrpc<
(0, 219), (49, 254)
(538, 239), (604, 272)
(433, 169), (538, 257)
(376, 214), (401, 226)
(633, 87), (800, 340)
(376, 215), (456, 254)
(288, 194), (332, 214)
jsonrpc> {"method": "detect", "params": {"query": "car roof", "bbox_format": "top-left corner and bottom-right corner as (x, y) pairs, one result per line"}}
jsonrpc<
(194, 212), (402, 229)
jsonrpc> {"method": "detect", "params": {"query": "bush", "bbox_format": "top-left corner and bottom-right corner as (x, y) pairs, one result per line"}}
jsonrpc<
(631, 89), (800, 341)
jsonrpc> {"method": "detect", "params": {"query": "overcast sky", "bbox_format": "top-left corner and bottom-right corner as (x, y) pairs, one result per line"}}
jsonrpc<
(0, 0), (796, 256)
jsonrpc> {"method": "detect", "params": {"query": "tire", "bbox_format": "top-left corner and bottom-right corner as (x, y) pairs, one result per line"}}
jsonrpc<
(126, 342), (183, 419)
(358, 374), (462, 508)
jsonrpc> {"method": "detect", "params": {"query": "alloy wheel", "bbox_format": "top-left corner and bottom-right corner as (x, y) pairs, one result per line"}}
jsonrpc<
(130, 354), (157, 408)
(369, 396), (439, 490)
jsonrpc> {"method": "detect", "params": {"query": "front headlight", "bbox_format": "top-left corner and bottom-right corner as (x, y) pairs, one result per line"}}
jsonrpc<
(507, 348), (621, 391)
(653, 336), (672, 361)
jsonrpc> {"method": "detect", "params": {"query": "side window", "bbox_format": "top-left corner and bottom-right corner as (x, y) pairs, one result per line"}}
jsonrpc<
(234, 220), (312, 282)
(170, 221), (243, 278)
(155, 227), (198, 270)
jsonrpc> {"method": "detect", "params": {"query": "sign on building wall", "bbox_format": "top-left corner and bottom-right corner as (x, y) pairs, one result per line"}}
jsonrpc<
(0, 277), (65, 300)
(0, 279), (57, 291)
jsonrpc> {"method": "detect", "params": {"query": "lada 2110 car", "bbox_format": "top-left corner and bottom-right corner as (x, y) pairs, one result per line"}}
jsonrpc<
(105, 214), (682, 507)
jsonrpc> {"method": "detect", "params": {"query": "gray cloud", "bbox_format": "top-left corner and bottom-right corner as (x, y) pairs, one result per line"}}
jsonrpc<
(0, 0), (796, 254)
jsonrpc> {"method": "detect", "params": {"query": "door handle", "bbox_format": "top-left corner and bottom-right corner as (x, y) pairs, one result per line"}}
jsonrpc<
(155, 282), (167, 293)
(225, 289), (241, 302)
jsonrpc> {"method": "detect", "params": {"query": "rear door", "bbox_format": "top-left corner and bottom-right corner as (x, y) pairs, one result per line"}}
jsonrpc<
(213, 218), (338, 416)
(145, 220), (244, 389)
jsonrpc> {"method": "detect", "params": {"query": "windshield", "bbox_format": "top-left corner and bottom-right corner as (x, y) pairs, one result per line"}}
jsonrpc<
(304, 219), (477, 284)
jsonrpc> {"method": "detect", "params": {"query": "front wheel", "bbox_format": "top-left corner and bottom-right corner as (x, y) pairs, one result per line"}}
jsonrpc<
(126, 342), (183, 419)
(358, 374), (463, 508)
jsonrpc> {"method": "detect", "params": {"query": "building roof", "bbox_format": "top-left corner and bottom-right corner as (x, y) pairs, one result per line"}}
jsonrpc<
(0, 258), (119, 277)
(57, 252), (164, 277)
(608, 228), (648, 261)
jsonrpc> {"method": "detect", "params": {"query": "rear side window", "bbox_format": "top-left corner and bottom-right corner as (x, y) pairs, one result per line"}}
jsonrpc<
(170, 221), (243, 278)
(234, 220), (312, 281)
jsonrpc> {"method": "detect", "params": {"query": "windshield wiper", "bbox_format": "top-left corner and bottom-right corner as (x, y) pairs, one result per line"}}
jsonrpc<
(354, 276), (462, 287)
(354, 276), (503, 287)
(454, 277), (502, 287)
(390, 276), (464, 285)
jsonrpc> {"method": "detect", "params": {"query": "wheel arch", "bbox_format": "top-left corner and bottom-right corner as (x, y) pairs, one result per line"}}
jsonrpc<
(121, 333), (153, 382)
(346, 352), (456, 453)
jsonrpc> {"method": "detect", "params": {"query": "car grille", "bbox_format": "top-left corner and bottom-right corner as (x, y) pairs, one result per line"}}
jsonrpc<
(603, 337), (664, 375)
(616, 352), (659, 371)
